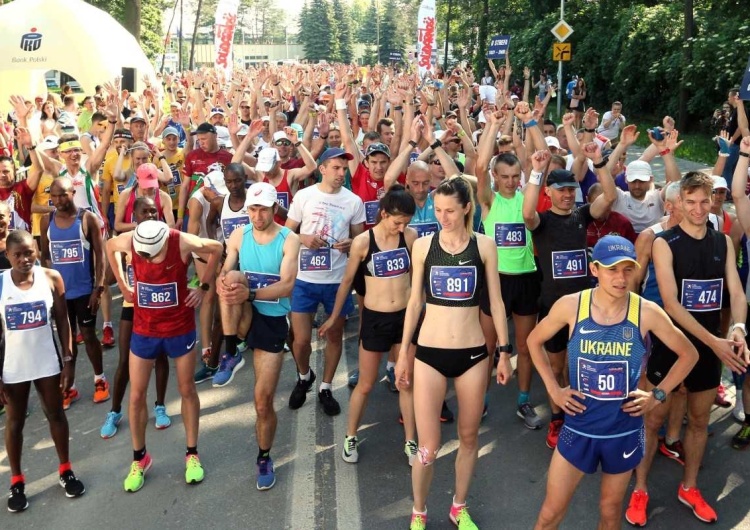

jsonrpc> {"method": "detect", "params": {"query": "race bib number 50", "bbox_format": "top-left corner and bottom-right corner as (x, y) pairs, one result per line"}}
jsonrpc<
(429, 266), (476, 301)
(578, 358), (629, 400)
(137, 282), (178, 308)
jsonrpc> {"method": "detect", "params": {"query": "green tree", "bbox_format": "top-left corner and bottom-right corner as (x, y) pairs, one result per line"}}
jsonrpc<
(85, 0), (169, 60)
(378, 0), (405, 64)
(298, 0), (336, 62)
(331, 0), (354, 63)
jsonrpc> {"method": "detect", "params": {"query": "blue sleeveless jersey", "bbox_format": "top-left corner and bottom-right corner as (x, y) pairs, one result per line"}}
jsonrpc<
(47, 209), (93, 299)
(239, 225), (291, 317)
(566, 289), (646, 438)
(409, 194), (439, 238)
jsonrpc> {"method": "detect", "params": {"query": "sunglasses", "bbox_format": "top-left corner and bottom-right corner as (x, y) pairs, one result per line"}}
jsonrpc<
(275, 140), (292, 147)
(240, 105), (251, 109)
(448, 138), (461, 144)
(431, 160), (442, 166)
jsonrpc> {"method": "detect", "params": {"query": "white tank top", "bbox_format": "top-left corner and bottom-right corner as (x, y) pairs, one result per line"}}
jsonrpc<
(0, 267), (60, 384)
(2, 193), (29, 232)
(220, 195), (250, 240)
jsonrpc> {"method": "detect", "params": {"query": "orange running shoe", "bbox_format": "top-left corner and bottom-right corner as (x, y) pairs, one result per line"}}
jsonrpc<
(625, 489), (648, 527)
(102, 325), (115, 348)
(63, 388), (80, 410)
(75, 332), (84, 344)
(678, 484), (717, 523)
(545, 419), (564, 449)
(93, 379), (110, 403)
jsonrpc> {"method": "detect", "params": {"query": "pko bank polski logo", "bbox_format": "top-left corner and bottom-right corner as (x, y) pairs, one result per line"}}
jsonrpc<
(20, 28), (42, 52)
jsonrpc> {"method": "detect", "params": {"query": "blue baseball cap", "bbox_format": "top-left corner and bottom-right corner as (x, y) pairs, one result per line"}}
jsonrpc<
(592, 235), (639, 268)
(319, 147), (354, 165)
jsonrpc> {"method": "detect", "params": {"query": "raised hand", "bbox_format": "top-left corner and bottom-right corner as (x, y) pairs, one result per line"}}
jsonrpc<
(8, 95), (29, 120)
(284, 126), (299, 144)
(619, 124), (640, 147)
(531, 150), (551, 172)
(582, 141), (603, 161)
(562, 112), (575, 128)
(583, 108), (599, 130)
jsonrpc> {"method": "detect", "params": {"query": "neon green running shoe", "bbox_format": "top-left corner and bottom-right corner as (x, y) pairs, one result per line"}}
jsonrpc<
(449, 505), (478, 530)
(188, 275), (201, 289)
(409, 512), (427, 530)
(123, 454), (152, 493)
(185, 454), (205, 484)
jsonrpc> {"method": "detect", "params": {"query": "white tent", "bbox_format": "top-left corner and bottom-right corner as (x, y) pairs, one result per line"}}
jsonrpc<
(0, 0), (156, 107)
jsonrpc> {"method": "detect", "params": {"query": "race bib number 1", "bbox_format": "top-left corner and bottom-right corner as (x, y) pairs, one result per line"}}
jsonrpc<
(578, 358), (629, 400)
(137, 282), (178, 308)
(299, 248), (332, 272)
(372, 248), (410, 278)
(681, 278), (723, 312)
(50, 239), (84, 264)
(429, 266), (476, 301)
(244, 271), (281, 303)
(552, 249), (587, 279)
(5, 301), (48, 331)
(494, 223), (526, 248)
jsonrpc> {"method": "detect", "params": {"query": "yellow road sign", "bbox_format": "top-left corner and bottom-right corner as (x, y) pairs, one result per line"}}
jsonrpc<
(551, 20), (574, 42)
(553, 42), (572, 62)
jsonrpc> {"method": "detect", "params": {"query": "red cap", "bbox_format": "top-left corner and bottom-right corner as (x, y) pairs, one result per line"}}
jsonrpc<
(136, 163), (160, 189)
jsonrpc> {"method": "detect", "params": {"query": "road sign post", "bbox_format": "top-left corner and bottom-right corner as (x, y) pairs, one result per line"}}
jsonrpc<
(551, 1), (573, 118)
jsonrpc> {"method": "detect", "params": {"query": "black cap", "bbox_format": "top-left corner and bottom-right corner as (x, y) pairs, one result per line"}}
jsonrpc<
(546, 169), (579, 189)
(365, 142), (391, 159)
(191, 122), (217, 135)
(113, 129), (133, 140)
(129, 115), (147, 124)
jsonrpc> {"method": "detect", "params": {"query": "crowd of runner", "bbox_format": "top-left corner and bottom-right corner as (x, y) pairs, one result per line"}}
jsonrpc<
(0, 60), (749, 530)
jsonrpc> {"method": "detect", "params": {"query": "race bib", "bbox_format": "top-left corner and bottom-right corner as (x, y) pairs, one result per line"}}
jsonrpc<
(681, 278), (723, 312)
(5, 301), (48, 331)
(299, 248), (332, 272)
(117, 184), (126, 194)
(494, 223), (526, 248)
(244, 271), (281, 303)
(221, 216), (250, 240)
(276, 191), (290, 210)
(578, 358), (629, 400)
(170, 166), (181, 186)
(137, 282), (178, 308)
(8, 214), (15, 230)
(412, 222), (439, 238)
(552, 249), (587, 279)
(429, 266), (476, 301)
(126, 264), (135, 287)
(365, 201), (379, 225)
(50, 239), (84, 264)
(372, 248), (410, 278)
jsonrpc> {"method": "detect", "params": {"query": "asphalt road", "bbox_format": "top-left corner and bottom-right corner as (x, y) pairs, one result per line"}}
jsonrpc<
(1, 296), (749, 530)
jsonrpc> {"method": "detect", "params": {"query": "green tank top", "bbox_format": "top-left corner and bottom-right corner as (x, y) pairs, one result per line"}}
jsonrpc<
(481, 191), (536, 274)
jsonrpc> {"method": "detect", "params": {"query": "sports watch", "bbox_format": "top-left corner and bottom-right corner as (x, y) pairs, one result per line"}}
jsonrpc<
(497, 344), (513, 354)
(651, 387), (667, 403)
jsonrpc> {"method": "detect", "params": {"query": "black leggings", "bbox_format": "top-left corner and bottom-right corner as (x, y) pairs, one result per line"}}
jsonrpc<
(415, 345), (488, 378)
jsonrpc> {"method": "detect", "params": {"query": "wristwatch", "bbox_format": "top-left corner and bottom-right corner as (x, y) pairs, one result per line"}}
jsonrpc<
(651, 387), (667, 403)
(247, 289), (256, 302)
(63, 356), (73, 363)
(199, 282), (210, 291)
(497, 344), (513, 354)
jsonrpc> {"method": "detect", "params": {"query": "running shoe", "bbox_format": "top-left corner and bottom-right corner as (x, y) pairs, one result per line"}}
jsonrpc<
(405, 440), (418, 467)
(123, 453), (152, 493)
(256, 457), (276, 490)
(62, 388), (80, 410)
(546, 419), (563, 449)
(0, 405), (5, 416)
(385, 366), (398, 392)
(185, 454), (204, 484)
(715, 384), (731, 408)
(731, 424), (750, 450)
(659, 439), (686, 465)
(75, 331), (84, 344)
(102, 325), (115, 348)
(449, 504), (478, 530)
(677, 484), (717, 523)
(7, 482), (28, 513)
(100, 410), (123, 439)
(194, 361), (218, 384)
(188, 274), (201, 289)
(59, 470), (85, 498)
(319, 389), (341, 416)
(237, 340), (249, 353)
(93, 379), (110, 403)
(348, 369), (359, 387)
(342, 435), (359, 463)
(625, 489), (649, 527)
(212, 352), (245, 387)
(410, 512), (427, 530)
(734, 391), (745, 423)
(153, 404), (171, 430)
(289, 370), (316, 409)
(440, 401), (454, 423)
(517, 403), (543, 430)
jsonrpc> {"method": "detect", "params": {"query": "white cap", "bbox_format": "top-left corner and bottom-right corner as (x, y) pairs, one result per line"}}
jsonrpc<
(244, 182), (278, 208)
(712, 175), (729, 190)
(626, 160), (652, 182)
(261, 115), (270, 122)
(273, 131), (289, 143)
(545, 136), (561, 150)
(237, 124), (249, 137)
(215, 126), (230, 148)
(203, 170), (228, 196)
(256, 148), (280, 172)
(38, 135), (59, 151)
(434, 130), (446, 141)
(133, 220), (169, 258)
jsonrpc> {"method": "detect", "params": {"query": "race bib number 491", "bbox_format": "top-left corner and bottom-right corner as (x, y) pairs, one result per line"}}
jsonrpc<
(552, 249), (587, 279)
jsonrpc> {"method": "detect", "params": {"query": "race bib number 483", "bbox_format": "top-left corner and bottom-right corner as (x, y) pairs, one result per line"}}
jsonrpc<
(494, 223), (526, 248)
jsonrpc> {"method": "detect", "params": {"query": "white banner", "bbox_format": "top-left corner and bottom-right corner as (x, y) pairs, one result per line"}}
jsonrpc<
(214, 0), (240, 75)
(416, 0), (436, 77)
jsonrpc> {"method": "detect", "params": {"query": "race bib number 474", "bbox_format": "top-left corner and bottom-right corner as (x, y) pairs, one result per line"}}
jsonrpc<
(681, 278), (723, 312)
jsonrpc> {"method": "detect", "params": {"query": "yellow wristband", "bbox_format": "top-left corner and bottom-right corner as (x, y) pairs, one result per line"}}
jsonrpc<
(177, 208), (185, 218)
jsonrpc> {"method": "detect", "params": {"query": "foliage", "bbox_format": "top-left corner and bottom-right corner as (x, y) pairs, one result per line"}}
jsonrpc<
(332, 0), (354, 63)
(84, 0), (170, 60)
(298, 0), (337, 62)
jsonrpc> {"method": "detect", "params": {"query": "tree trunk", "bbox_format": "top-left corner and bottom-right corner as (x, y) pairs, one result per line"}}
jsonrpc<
(678, 0), (693, 131)
(189, 0), (204, 70)
(123, 0), (141, 42)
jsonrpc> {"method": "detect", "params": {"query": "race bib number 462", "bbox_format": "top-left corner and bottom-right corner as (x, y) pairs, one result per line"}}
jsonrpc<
(299, 248), (332, 272)
(137, 282), (178, 308)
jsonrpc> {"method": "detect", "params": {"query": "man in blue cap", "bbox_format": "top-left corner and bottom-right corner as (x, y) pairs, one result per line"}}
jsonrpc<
(528, 235), (699, 530)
